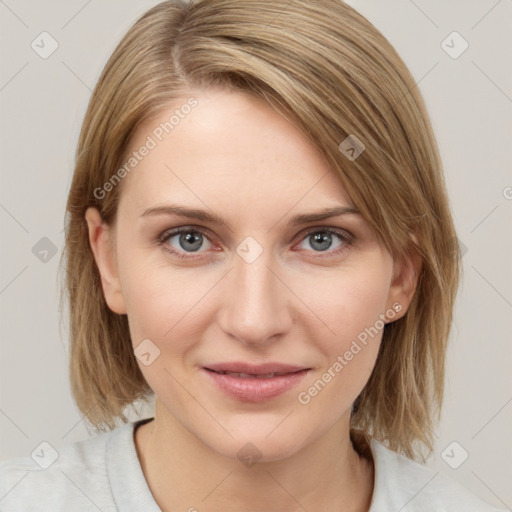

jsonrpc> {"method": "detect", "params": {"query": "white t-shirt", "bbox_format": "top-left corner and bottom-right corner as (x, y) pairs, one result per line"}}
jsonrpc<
(0, 418), (505, 511)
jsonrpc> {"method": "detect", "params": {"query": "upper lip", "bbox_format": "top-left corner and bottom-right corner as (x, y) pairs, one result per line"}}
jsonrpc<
(203, 362), (309, 375)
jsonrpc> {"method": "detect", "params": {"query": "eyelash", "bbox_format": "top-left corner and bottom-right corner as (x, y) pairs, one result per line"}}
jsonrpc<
(157, 226), (353, 260)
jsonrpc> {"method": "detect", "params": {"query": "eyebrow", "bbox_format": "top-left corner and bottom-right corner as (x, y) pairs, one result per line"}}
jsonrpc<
(140, 204), (360, 228)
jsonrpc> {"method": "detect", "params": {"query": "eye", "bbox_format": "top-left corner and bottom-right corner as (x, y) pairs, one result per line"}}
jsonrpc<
(158, 226), (353, 260)
(295, 228), (352, 256)
(158, 227), (213, 258)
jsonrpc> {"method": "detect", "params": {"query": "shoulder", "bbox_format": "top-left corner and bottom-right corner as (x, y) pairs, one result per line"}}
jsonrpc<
(369, 438), (507, 512)
(0, 423), (129, 512)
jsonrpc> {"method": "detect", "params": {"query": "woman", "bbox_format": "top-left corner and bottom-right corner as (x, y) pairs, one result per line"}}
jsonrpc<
(0, 1), (505, 510)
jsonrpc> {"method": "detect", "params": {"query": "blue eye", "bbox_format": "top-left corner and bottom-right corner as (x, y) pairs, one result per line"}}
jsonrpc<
(158, 226), (353, 260)
(298, 229), (351, 253)
(159, 228), (212, 258)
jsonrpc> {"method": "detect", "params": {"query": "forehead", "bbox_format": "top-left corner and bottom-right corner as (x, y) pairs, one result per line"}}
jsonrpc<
(118, 89), (353, 221)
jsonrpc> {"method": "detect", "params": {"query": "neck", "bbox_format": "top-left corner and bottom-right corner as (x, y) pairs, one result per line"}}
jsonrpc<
(135, 404), (374, 512)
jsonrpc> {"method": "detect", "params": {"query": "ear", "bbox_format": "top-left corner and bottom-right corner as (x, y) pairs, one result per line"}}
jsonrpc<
(85, 207), (127, 315)
(385, 245), (422, 323)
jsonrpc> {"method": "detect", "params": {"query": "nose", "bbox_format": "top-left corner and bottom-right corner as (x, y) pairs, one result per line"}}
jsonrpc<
(217, 246), (293, 347)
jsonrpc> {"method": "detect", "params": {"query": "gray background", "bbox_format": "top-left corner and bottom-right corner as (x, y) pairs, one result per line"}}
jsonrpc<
(1, 0), (511, 508)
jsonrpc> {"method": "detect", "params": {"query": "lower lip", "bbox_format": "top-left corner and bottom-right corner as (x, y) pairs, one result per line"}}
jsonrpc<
(202, 369), (310, 402)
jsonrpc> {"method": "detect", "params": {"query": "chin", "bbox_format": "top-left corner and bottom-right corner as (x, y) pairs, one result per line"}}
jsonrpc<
(198, 419), (311, 464)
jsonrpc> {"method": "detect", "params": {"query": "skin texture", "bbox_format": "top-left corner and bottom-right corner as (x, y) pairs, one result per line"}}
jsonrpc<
(86, 88), (419, 512)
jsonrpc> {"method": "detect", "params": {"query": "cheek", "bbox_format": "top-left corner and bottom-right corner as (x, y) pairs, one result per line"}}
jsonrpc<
(306, 255), (392, 351)
(118, 248), (217, 353)
(296, 256), (392, 405)
(119, 263), (209, 399)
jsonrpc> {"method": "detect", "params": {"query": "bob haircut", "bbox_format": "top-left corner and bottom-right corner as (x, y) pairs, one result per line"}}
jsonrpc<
(61, 0), (460, 461)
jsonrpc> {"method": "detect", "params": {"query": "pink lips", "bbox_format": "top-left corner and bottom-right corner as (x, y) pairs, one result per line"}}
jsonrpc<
(202, 362), (310, 402)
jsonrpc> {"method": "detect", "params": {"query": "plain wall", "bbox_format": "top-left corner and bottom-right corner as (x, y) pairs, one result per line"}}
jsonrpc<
(1, 0), (511, 509)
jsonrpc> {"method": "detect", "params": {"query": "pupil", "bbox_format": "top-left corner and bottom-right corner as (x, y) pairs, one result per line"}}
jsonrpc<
(180, 232), (202, 252)
(311, 232), (331, 251)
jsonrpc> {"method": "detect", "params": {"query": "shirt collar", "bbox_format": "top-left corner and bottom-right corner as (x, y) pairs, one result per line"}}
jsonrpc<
(107, 418), (161, 512)
(107, 418), (426, 512)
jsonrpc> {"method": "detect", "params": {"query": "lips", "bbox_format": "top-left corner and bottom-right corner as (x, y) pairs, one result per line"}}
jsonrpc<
(210, 371), (289, 379)
(202, 362), (310, 402)
(204, 362), (307, 375)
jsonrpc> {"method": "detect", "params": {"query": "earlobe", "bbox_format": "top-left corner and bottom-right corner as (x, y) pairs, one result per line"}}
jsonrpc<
(85, 207), (127, 315)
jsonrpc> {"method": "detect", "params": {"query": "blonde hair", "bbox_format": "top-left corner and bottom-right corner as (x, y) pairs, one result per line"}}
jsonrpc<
(61, 0), (460, 461)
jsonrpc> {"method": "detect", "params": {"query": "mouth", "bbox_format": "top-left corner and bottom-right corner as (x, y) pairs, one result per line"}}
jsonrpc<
(202, 362), (311, 402)
(205, 370), (299, 379)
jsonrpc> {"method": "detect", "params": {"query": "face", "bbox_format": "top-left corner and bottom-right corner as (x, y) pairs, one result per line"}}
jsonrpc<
(87, 88), (415, 461)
